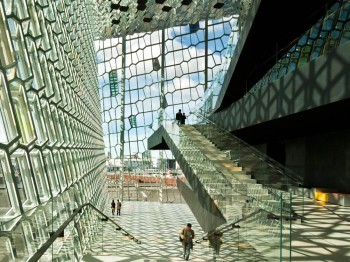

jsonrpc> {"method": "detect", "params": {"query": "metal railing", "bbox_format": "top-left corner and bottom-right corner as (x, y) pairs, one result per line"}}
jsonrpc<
(192, 111), (304, 186)
(26, 203), (140, 262)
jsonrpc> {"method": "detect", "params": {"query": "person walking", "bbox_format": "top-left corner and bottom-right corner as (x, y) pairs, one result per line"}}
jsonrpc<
(176, 109), (182, 124)
(180, 223), (195, 261)
(111, 199), (116, 215)
(208, 229), (223, 260)
(180, 113), (186, 124)
(116, 199), (122, 216)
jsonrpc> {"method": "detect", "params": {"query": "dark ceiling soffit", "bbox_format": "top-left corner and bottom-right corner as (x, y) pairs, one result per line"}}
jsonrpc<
(148, 138), (169, 150)
(232, 98), (350, 145)
(214, 0), (338, 112)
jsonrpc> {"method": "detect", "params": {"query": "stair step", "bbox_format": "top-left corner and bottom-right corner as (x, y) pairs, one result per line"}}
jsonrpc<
(239, 178), (257, 184)
(234, 174), (252, 179)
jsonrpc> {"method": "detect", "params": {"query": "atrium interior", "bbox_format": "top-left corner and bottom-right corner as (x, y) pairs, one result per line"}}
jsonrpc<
(0, 0), (350, 261)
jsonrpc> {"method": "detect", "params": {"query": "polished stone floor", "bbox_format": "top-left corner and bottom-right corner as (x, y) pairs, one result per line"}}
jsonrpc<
(82, 199), (267, 261)
(82, 192), (350, 262)
(290, 197), (350, 261)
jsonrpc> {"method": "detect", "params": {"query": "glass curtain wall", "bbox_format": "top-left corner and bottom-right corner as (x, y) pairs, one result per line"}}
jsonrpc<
(0, 0), (107, 231)
(97, 16), (239, 171)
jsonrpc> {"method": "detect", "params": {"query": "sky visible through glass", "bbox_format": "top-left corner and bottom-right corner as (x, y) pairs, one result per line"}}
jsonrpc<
(96, 16), (238, 167)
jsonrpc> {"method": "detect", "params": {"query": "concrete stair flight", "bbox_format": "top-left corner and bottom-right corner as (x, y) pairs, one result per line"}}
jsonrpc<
(147, 122), (298, 261)
(178, 125), (294, 222)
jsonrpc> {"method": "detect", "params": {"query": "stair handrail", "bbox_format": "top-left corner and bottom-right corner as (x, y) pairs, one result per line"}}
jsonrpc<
(170, 121), (290, 218)
(200, 206), (299, 243)
(199, 208), (264, 242)
(192, 111), (304, 185)
(174, 123), (234, 190)
(27, 203), (140, 262)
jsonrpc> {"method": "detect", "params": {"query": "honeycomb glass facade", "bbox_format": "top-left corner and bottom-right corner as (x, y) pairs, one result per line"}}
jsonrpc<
(1, 0), (349, 261)
(0, 0), (107, 253)
(0, 0), (254, 205)
(97, 16), (240, 168)
(0, 0), (249, 260)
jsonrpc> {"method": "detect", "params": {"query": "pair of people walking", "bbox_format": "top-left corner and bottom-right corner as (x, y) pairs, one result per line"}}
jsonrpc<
(111, 199), (121, 216)
(175, 109), (187, 125)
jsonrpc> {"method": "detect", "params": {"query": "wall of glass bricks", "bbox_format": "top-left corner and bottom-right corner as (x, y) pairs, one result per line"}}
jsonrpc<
(0, 0), (106, 231)
(0, 0), (247, 258)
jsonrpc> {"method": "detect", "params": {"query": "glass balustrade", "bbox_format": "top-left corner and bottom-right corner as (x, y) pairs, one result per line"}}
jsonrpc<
(0, 198), (141, 261)
(192, 112), (303, 190)
(199, 203), (293, 261)
(158, 113), (293, 261)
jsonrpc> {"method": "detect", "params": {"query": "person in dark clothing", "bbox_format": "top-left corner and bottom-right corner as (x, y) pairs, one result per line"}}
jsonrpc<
(181, 113), (186, 124)
(111, 199), (116, 215)
(116, 199), (122, 216)
(208, 229), (223, 260)
(176, 109), (182, 124)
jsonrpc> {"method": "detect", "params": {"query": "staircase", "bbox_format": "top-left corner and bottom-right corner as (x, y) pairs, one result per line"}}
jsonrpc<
(147, 119), (302, 260)
(179, 124), (294, 221)
(194, 123), (301, 190)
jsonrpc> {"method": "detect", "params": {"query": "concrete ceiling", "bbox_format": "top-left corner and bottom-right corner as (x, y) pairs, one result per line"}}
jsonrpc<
(94, 0), (247, 38)
(214, 0), (339, 112)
